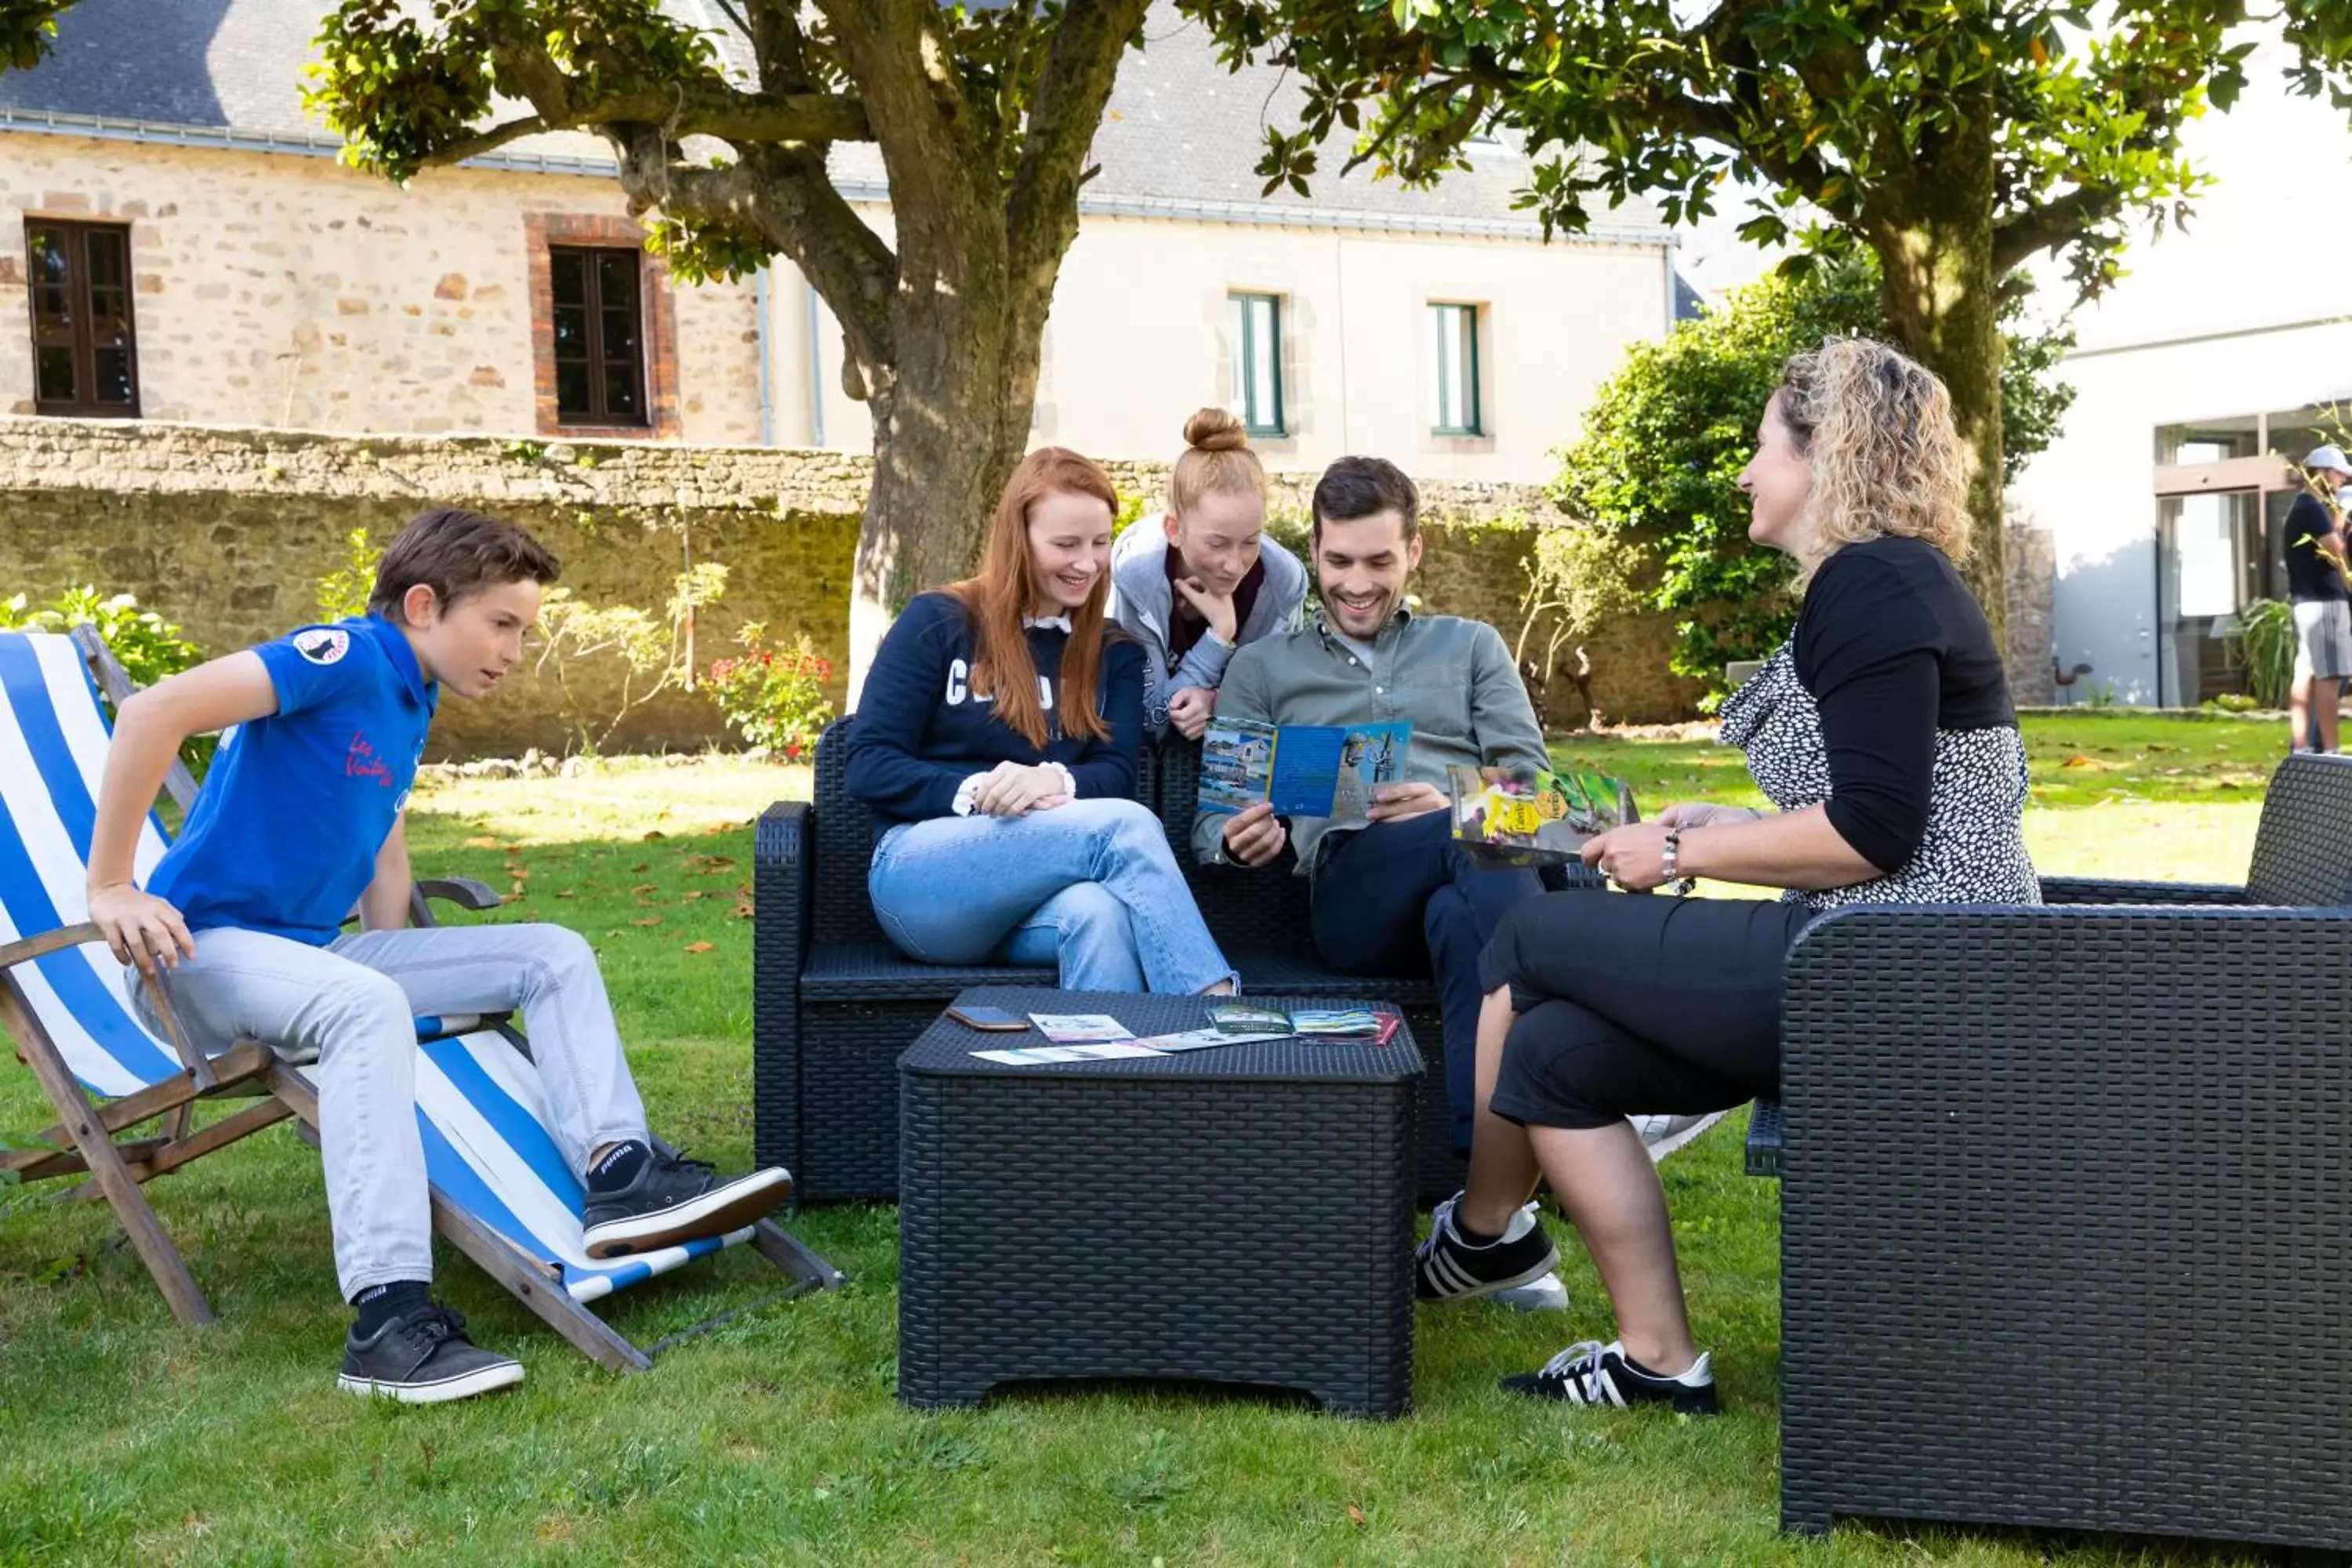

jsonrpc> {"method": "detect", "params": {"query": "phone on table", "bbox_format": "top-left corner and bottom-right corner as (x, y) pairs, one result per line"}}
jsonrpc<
(946, 1004), (1030, 1033)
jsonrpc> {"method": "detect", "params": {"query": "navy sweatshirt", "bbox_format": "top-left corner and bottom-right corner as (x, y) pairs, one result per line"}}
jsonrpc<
(844, 590), (1144, 826)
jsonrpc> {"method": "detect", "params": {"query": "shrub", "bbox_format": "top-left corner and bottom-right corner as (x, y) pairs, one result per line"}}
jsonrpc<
(314, 527), (383, 622)
(706, 623), (836, 761)
(2229, 597), (2295, 710)
(534, 562), (729, 755)
(0, 589), (216, 775)
(1552, 253), (2078, 701)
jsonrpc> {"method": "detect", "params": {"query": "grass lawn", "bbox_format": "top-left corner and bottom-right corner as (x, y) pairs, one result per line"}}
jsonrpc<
(0, 717), (2285, 1565)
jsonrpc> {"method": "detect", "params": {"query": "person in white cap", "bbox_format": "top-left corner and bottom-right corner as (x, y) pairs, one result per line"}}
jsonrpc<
(2286, 444), (2352, 752)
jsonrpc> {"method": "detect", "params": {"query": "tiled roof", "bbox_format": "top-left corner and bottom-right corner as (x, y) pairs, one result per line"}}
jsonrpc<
(0, 0), (1666, 238)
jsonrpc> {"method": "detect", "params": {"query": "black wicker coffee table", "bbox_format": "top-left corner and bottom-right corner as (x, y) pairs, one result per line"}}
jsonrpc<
(897, 986), (1421, 1418)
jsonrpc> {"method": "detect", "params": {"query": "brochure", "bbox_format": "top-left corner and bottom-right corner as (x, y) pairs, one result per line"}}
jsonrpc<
(1196, 717), (1412, 822)
(1207, 1003), (1293, 1034)
(1447, 764), (1639, 868)
(1290, 1007), (1385, 1039)
(1026, 1013), (1136, 1044)
(1132, 1027), (1294, 1054)
(973, 1042), (1164, 1066)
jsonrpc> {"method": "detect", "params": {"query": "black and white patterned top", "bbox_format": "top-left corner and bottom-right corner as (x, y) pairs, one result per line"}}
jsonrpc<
(1715, 538), (2039, 911)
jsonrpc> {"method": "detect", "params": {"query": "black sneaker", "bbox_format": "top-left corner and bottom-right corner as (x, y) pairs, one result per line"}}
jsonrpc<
(1414, 1192), (1565, 1305)
(1501, 1338), (1721, 1415)
(337, 1304), (523, 1405)
(581, 1150), (792, 1259)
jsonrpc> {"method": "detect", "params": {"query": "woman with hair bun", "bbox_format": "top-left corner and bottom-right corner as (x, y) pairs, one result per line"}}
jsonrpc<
(1412, 336), (2038, 1416)
(1109, 407), (1308, 738)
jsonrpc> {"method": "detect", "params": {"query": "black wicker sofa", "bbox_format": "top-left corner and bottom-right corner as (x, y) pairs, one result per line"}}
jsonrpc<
(755, 717), (1584, 1203)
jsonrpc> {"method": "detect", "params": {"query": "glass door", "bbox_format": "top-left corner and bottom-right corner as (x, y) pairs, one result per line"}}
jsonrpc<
(2156, 490), (2263, 706)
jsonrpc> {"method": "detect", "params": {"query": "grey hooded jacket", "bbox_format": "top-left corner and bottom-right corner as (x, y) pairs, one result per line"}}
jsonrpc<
(1105, 523), (1309, 735)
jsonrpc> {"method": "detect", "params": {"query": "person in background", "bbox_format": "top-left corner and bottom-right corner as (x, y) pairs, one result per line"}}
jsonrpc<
(2285, 444), (2352, 753)
(1109, 408), (1308, 739)
(847, 446), (1236, 996)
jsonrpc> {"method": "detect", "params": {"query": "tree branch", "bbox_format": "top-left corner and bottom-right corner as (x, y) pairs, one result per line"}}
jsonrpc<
(1004, 0), (1148, 316)
(1991, 184), (2125, 277)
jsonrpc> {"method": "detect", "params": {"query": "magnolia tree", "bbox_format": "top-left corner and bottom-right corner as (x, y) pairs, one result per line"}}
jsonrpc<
(304, 0), (1156, 685)
(1183, 0), (2352, 644)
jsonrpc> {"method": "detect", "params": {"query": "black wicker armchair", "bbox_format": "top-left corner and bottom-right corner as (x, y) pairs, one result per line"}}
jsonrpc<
(1768, 751), (2352, 1551)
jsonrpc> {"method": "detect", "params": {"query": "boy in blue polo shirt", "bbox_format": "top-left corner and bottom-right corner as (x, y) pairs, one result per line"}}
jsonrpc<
(85, 507), (790, 1403)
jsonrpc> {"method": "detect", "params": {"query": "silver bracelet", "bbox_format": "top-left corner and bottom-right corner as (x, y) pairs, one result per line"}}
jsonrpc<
(1661, 827), (1696, 897)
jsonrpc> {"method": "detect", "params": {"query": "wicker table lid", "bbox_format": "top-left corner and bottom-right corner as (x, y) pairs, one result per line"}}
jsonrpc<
(901, 987), (1423, 1086)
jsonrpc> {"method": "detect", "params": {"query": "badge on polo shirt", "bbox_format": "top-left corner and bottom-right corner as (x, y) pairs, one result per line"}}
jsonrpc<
(293, 626), (351, 666)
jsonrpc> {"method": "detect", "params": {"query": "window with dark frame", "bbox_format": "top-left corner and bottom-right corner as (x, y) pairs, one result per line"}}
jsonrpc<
(1229, 291), (1285, 437)
(1430, 301), (1482, 437)
(25, 220), (139, 418)
(550, 245), (647, 426)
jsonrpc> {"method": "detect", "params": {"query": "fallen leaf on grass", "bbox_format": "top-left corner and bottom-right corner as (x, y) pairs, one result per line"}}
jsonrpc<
(697, 855), (737, 870)
(632, 916), (662, 927)
(683, 889), (706, 901)
(554, 890), (575, 898)
(465, 836), (503, 849)
(642, 830), (667, 841)
(1346, 1504), (1365, 1527)
(731, 902), (753, 919)
(683, 941), (714, 954)
(630, 862), (650, 873)
(630, 883), (659, 895)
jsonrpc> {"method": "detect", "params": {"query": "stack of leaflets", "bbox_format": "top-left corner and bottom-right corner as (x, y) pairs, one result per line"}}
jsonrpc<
(1447, 764), (1639, 867)
(1196, 718), (1412, 822)
(968, 1006), (1399, 1065)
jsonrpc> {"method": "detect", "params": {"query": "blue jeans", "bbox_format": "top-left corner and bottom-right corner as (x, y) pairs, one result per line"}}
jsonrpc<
(869, 797), (1236, 993)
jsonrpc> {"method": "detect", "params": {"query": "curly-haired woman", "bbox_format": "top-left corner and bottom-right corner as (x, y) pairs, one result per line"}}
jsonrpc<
(1414, 336), (2039, 1414)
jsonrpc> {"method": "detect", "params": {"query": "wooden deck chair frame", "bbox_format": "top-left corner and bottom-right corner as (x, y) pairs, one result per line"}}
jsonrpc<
(1, 625), (841, 1371)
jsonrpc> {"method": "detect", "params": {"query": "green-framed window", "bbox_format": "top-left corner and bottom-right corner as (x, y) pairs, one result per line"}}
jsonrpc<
(1430, 302), (1482, 436)
(1229, 291), (1285, 437)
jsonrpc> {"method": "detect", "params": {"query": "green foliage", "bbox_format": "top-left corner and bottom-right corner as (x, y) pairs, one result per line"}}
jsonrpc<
(1548, 256), (2076, 695)
(313, 527), (383, 622)
(0, 0), (69, 71)
(2230, 598), (2296, 710)
(1512, 523), (1642, 727)
(1192, 1), (2352, 311)
(0, 587), (215, 774)
(533, 562), (729, 755)
(704, 623), (836, 764)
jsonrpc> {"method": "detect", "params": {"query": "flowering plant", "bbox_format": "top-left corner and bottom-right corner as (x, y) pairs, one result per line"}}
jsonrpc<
(706, 623), (835, 761)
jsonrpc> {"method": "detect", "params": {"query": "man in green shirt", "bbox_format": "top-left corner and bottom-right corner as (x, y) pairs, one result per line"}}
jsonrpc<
(1193, 457), (1550, 1153)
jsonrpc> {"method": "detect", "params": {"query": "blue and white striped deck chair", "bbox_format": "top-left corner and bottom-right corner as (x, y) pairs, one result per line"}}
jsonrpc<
(0, 626), (839, 1370)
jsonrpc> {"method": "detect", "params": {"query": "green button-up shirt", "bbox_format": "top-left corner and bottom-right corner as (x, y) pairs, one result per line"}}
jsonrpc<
(1191, 608), (1550, 874)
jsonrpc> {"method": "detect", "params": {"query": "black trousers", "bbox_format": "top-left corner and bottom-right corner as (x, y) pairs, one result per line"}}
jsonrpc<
(1309, 809), (1544, 1149)
(1477, 889), (1817, 1130)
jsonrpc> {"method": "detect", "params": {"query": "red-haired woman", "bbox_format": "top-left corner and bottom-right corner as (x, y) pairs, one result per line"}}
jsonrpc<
(845, 447), (1236, 993)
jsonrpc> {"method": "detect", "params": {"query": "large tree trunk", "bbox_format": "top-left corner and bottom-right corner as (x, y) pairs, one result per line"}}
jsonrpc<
(845, 197), (1030, 700)
(1865, 104), (2009, 664)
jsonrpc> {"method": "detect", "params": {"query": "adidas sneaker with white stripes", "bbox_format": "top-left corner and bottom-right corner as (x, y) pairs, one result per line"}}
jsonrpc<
(1500, 1338), (1720, 1414)
(1414, 1192), (1565, 1308)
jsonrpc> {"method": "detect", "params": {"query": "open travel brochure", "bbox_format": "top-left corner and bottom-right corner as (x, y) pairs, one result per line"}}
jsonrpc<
(1447, 764), (1639, 868)
(1196, 718), (1412, 822)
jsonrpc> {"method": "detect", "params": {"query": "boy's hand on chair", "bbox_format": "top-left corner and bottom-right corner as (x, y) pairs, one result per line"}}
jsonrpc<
(88, 882), (196, 971)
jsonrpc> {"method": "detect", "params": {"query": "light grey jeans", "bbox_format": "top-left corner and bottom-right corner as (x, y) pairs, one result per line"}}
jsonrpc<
(128, 923), (650, 1299)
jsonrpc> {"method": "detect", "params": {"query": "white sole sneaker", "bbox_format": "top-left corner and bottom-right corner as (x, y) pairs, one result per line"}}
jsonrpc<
(1489, 1274), (1570, 1312)
(336, 1359), (524, 1405)
(1633, 1111), (1730, 1163)
(583, 1166), (793, 1258)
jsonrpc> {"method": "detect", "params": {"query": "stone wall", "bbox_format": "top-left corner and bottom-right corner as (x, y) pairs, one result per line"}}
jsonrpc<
(0, 136), (764, 443)
(1, 418), (1706, 757)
